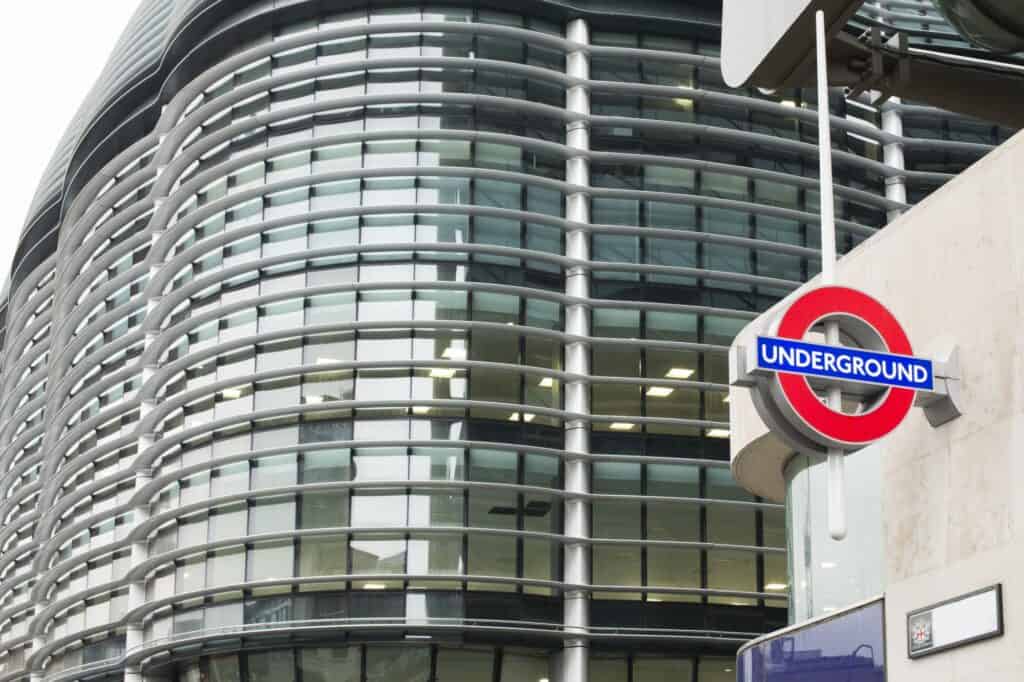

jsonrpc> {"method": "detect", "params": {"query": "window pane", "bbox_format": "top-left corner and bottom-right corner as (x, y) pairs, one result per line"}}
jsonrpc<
(365, 646), (430, 682)
(697, 657), (736, 682)
(501, 651), (553, 682)
(247, 541), (295, 581)
(634, 657), (694, 682)
(299, 647), (361, 682)
(247, 650), (295, 682)
(436, 647), (494, 682)
(299, 536), (348, 577)
(301, 491), (348, 528)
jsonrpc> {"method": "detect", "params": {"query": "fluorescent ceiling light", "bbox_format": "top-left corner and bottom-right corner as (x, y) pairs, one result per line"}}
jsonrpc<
(781, 99), (797, 107)
(221, 387), (244, 399)
(523, 412), (535, 423)
(509, 412), (521, 422)
(539, 377), (554, 388)
(429, 368), (457, 379)
(609, 422), (636, 431)
(765, 583), (788, 591)
(362, 583), (388, 590)
(412, 406), (432, 414)
(665, 368), (694, 379)
(509, 412), (536, 423)
(706, 428), (730, 439)
(646, 386), (674, 398)
(722, 394), (731, 403)
(305, 395), (325, 404)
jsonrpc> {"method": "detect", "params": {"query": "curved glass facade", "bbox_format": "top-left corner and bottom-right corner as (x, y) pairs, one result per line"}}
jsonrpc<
(0, 3), (1006, 682)
(785, 450), (886, 624)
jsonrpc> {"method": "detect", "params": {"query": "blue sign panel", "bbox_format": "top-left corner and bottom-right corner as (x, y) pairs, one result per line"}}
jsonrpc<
(737, 600), (885, 682)
(756, 336), (933, 391)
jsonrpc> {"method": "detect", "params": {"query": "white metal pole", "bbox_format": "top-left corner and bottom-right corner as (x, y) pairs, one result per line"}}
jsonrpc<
(815, 10), (847, 541)
(816, 10), (837, 283)
(562, 18), (591, 682)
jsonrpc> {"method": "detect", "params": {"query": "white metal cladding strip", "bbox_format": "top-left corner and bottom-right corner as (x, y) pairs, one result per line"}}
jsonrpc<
(0, 397), (48, 456)
(31, 574), (783, 647)
(30, 526), (782, 644)
(46, 268), (747, 388)
(145, 91), (893, 236)
(27, 435), (767, 594)
(7, 261), (57, 319)
(2, 288), (54, 360)
(30, 382), (739, 549)
(33, 621), (757, 682)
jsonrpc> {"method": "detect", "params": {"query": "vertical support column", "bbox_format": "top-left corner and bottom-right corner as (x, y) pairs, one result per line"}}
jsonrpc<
(881, 99), (907, 222)
(124, 188), (166, 682)
(30, 632), (46, 682)
(563, 17), (590, 682)
(125, 460), (154, 682)
(872, 2), (907, 223)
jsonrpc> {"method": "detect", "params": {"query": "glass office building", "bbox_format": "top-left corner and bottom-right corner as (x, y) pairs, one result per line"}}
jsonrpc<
(0, 2), (1007, 682)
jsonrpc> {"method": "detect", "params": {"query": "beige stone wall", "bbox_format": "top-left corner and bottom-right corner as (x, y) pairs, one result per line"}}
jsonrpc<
(729, 130), (1024, 679)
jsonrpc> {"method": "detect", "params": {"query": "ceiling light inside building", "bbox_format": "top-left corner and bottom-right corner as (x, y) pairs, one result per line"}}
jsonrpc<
(706, 428), (730, 439)
(412, 406), (432, 414)
(429, 368), (457, 379)
(609, 422), (636, 431)
(765, 583), (788, 591)
(362, 583), (388, 590)
(665, 368), (694, 379)
(539, 377), (554, 388)
(646, 386), (674, 397)
(221, 387), (244, 399)
(305, 395), (325, 404)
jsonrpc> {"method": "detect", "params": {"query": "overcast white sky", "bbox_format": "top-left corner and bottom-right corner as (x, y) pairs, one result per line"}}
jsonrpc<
(0, 2), (141, 288)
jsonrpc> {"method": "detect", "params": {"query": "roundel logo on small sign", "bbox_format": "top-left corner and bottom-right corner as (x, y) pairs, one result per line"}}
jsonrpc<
(733, 286), (949, 455)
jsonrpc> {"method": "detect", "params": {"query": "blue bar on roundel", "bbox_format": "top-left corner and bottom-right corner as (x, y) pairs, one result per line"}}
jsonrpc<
(755, 336), (934, 391)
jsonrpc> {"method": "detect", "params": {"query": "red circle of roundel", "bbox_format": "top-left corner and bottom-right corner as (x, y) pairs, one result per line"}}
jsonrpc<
(775, 286), (915, 446)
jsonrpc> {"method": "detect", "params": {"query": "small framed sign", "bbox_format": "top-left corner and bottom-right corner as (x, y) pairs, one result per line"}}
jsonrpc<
(907, 584), (1003, 659)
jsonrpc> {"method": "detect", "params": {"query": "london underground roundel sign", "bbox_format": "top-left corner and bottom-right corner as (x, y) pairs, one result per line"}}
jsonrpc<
(742, 286), (935, 454)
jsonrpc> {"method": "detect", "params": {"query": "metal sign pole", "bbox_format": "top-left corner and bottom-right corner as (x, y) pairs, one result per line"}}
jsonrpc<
(815, 10), (847, 541)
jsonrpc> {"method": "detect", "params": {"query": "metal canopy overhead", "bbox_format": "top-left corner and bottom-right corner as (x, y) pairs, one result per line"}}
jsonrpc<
(721, 0), (865, 89)
(721, 0), (1024, 128)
